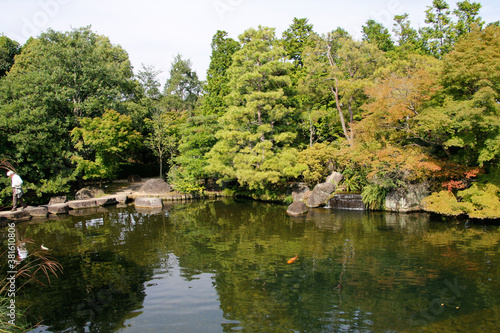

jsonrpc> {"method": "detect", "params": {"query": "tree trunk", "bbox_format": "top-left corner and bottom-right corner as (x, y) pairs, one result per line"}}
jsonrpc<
(331, 85), (353, 146)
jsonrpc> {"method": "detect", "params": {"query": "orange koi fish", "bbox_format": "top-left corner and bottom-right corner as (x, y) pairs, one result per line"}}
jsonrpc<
(287, 255), (298, 264)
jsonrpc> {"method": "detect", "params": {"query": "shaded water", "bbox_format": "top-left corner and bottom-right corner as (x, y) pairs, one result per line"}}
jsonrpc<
(2, 199), (500, 332)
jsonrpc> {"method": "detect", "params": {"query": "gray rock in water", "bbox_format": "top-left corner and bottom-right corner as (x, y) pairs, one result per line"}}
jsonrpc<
(287, 201), (308, 216)
(25, 206), (49, 218)
(385, 183), (429, 213)
(307, 182), (336, 208)
(47, 203), (70, 215)
(135, 197), (163, 209)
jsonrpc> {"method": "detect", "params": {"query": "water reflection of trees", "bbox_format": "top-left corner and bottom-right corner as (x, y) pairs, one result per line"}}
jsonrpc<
(165, 201), (499, 332)
(9, 206), (172, 333)
(3, 200), (499, 332)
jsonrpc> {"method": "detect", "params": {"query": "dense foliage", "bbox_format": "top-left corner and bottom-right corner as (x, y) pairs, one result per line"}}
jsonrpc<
(0, 1), (498, 218)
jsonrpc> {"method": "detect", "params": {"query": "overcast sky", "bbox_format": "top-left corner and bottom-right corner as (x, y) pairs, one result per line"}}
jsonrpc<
(2, 0), (499, 85)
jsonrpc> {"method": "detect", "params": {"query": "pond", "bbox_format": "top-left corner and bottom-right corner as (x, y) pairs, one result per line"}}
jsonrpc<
(2, 199), (500, 332)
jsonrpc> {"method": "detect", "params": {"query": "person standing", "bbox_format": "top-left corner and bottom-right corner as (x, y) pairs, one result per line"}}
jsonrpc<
(7, 170), (27, 211)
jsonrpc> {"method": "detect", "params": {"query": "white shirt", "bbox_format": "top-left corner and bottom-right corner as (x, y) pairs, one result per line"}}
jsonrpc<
(11, 174), (23, 188)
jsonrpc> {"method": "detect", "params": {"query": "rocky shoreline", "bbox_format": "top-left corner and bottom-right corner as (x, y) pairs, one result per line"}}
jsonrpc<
(0, 178), (225, 224)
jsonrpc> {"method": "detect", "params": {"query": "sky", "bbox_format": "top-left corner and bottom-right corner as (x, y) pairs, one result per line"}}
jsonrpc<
(2, 0), (499, 86)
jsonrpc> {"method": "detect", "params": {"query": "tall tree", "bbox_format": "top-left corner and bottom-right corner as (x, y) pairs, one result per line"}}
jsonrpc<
(162, 54), (202, 113)
(281, 18), (315, 68)
(453, 0), (484, 38)
(419, 0), (455, 58)
(393, 13), (425, 55)
(362, 19), (395, 52)
(206, 26), (303, 191)
(201, 30), (240, 117)
(173, 31), (239, 192)
(302, 33), (385, 146)
(136, 63), (162, 100)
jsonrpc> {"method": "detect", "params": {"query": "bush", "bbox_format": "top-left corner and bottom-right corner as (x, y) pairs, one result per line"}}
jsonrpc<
(422, 184), (500, 219)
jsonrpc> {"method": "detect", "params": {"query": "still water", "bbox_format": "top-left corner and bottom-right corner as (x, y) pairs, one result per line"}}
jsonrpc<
(2, 199), (500, 332)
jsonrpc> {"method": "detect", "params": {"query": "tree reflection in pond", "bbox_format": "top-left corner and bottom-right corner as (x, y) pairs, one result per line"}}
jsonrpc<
(1, 199), (499, 332)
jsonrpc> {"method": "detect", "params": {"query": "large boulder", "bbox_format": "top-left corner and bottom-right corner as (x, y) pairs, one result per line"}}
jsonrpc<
(47, 203), (70, 215)
(288, 182), (310, 202)
(286, 201), (308, 216)
(138, 179), (172, 193)
(306, 182), (336, 208)
(75, 187), (105, 200)
(25, 206), (48, 218)
(326, 172), (344, 185)
(49, 196), (67, 205)
(385, 183), (429, 213)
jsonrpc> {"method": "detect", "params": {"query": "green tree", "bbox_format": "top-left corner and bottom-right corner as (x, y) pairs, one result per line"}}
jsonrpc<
(201, 30), (240, 117)
(281, 17), (315, 68)
(453, 1), (484, 37)
(145, 109), (185, 178)
(171, 31), (239, 192)
(0, 27), (138, 199)
(206, 26), (304, 192)
(362, 19), (395, 52)
(71, 109), (142, 182)
(416, 25), (500, 170)
(162, 54), (202, 113)
(301, 33), (385, 146)
(0, 35), (20, 78)
(393, 13), (425, 55)
(136, 63), (162, 100)
(419, 0), (455, 58)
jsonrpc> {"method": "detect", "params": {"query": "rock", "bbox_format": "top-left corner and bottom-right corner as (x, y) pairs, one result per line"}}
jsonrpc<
(306, 182), (336, 208)
(288, 182), (310, 202)
(326, 172), (344, 185)
(286, 201), (308, 216)
(95, 197), (118, 206)
(47, 203), (70, 215)
(68, 199), (98, 209)
(0, 210), (32, 221)
(135, 197), (163, 209)
(112, 194), (128, 204)
(49, 196), (67, 205)
(75, 187), (105, 200)
(25, 206), (48, 218)
(385, 183), (429, 213)
(138, 179), (172, 193)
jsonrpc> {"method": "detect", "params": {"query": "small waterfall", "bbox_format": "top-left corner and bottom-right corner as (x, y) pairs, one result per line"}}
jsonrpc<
(328, 193), (366, 210)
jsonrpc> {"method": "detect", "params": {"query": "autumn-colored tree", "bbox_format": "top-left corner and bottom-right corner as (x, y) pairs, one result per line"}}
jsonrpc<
(357, 54), (442, 143)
